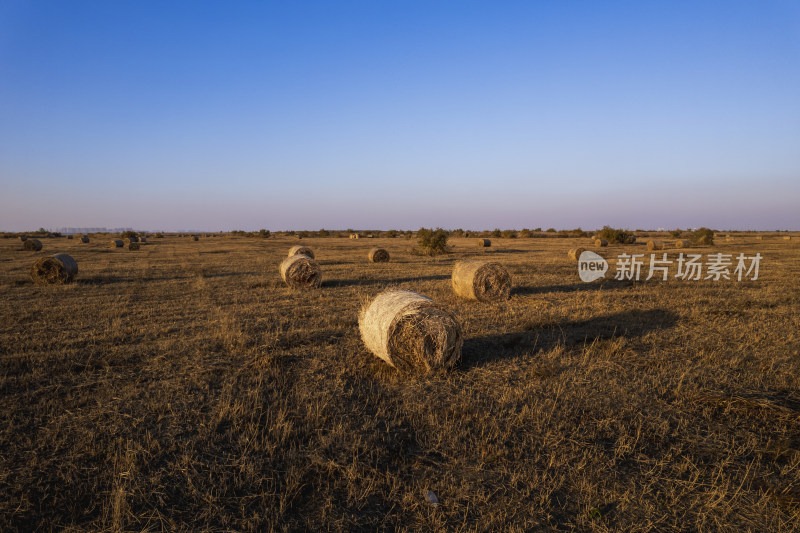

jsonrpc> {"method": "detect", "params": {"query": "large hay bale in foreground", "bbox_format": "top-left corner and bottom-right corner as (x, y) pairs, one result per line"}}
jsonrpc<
(452, 260), (511, 302)
(80, 235), (89, 243)
(30, 253), (78, 284)
(595, 239), (608, 247)
(288, 245), (315, 259)
(477, 238), (491, 247)
(128, 242), (140, 251)
(368, 247), (390, 263)
(280, 255), (322, 288)
(568, 247), (586, 261)
(359, 290), (462, 373)
(23, 239), (42, 251)
(111, 239), (124, 248)
(646, 240), (663, 250)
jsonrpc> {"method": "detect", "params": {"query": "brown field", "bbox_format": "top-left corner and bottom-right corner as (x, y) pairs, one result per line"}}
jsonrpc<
(1, 233), (799, 531)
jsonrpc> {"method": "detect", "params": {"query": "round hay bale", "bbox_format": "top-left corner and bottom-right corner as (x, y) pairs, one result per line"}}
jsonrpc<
(23, 238), (42, 251)
(646, 240), (663, 250)
(127, 236), (139, 243)
(30, 253), (78, 284)
(675, 239), (691, 248)
(80, 235), (89, 243)
(624, 235), (637, 244)
(359, 289), (463, 373)
(451, 260), (511, 302)
(568, 247), (586, 261)
(595, 239), (608, 247)
(18, 235), (27, 242)
(111, 239), (124, 248)
(192, 235), (199, 241)
(279, 255), (322, 289)
(477, 238), (491, 247)
(368, 247), (390, 263)
(139, 236), (147, 243)
(128, 242), (140, 251)
(784, 236), (792, 241)
(288, 245), (315, 259)
(67, 235), (73, 239)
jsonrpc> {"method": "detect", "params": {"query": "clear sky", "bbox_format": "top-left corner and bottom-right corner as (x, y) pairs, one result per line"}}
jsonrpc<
(1, 1), (798, 232)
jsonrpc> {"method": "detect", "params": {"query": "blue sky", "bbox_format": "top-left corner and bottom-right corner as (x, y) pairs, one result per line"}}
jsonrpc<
(1, 1), (798, 231)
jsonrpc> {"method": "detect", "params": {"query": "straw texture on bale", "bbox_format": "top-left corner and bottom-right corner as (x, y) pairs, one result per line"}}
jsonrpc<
(279, 255), (322, 289)
(359, 290), (462, 373)
(675, 240), (691, 248)
(451, 260), (511, 302)
(30, 253), (78, 284)
(477, 239), (491, 247)
(288, 245), (315, 259)
(23, 238), (42, 251)
(568, 247), (586, 261)
(595, 239), (608, 247)
(128, 242), (140, 251)
(80, 235), (89, 243)
(646, 240), (663, 250)
(23, 239), (42, 251)
(368, 247), (390, 263)
(111, 239), (124, 248)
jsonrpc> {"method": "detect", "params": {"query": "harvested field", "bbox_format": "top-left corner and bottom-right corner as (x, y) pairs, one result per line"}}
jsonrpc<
(1, 234), (799, 531)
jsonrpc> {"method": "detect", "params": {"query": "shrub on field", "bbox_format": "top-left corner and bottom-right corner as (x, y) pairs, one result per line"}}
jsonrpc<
(597, 225), (635, 244)
(417, 227), (449, 255)
(690, 227), (714, 245)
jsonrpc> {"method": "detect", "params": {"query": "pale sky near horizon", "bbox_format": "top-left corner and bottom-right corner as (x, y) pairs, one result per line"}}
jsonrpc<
(1, 1), (799, 232)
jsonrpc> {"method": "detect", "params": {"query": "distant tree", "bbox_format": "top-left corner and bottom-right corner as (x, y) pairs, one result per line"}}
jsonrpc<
(491, 228), (502, 238)
(258, 229), (271, 238)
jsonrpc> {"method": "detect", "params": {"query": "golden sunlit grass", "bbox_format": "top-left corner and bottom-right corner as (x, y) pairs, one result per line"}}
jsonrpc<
(1, 233), (799, 530)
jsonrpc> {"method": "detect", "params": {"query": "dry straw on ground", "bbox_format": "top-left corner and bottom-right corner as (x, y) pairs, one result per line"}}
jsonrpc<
(595, 239), (608, 247)
(23, 239), (42, 251)
(647, 240), (664, 250)
(111, 239), (123, 248)
(568, 247), (586, 261)
(368, 247), (390, 263)
(359, 289), (462, 374)
(279, 255), (322, 289)
(80, 235), (89, 243)
(30, 253), (78, 284)
(288, 245), (315, 259)
(477, 238), (491, 247)
(451, 260), (511, 302)
(128, 243), (140, 251)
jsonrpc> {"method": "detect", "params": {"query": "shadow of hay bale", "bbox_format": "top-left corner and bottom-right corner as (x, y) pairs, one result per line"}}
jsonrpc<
(461, 309), (678, 369)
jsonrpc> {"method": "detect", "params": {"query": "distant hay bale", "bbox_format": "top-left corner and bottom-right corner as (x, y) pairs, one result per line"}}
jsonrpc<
(568, 247), (586, 261)
(288, 245), (314, 259)
(111, 239), (124, 248)
(128, 242), (140, 251)
(350, 233), (360, 239)
(192, 235), (199, 241)
(18, 235), (27, 242)
(675, 240), (691, 248)
(128, 236), (139, 243)
(595, 239), (608, 247)
(67, 235), (73, 239)
(725, 235), (735, 242)
(30, 253), (78, 284)
(368, 247), (390, 263)
(139, 236), (147, 243)
(23, 239), (42, 251)
(279, 255), (321, 289)
(624, 235), (637, 244)
(451, 260), (511, 302)
(476, 238), (491, 247)
(784, 236), (792, 241)
(80, 235), (89, 243)
(646, 240), (663, 250)
(359, 289), (462, 373)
